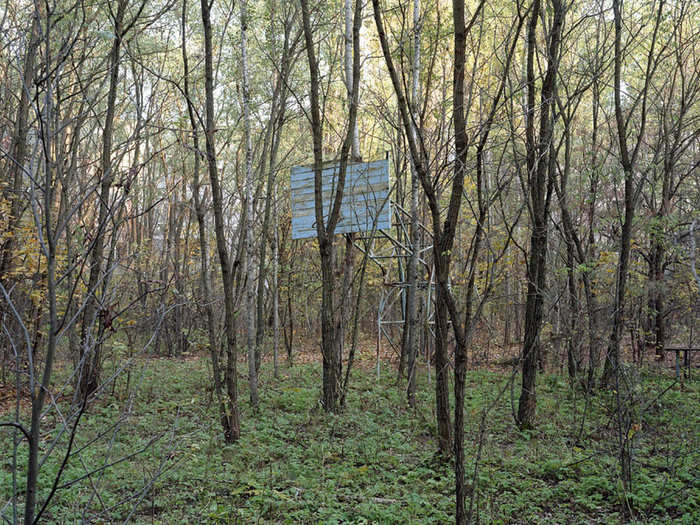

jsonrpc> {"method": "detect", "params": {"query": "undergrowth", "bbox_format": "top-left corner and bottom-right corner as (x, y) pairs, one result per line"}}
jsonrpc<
(1, 351), (698, 524)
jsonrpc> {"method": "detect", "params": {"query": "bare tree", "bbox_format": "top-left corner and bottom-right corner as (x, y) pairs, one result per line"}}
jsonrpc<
(78, 0), (148, 397)
(181, 0), (232, 443)
(372, 0), (454, 456)
(200, 0), (241, 441)
(299, 0), (362, 412)
(516, 0), (565, 430)
(601, 0), (668, 388)
(403, 0), (421, 408)
(241, 0), (259, 410)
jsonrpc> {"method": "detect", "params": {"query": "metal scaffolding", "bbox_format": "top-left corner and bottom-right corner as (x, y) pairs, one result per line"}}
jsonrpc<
(353, 200), (435, 380)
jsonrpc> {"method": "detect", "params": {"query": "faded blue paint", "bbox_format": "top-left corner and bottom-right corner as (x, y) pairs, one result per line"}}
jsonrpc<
(290, 159), (391, 240)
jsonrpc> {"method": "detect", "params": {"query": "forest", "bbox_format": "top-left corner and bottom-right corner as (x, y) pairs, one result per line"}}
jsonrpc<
(1, 0), (699, 523)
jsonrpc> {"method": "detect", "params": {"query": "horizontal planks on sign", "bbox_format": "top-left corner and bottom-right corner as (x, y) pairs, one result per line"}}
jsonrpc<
(291, 159), (391, 240)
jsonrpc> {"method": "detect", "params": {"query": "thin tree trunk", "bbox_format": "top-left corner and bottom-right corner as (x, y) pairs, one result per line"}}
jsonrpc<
(181, 0), (232, 441)
(404, 0), (421, 408)
(585, 73), (602, 392)
(286, 256), (294, 362)
(601, 0), (662, 389)
(371, 0), (453, 456)
(345, 0), (360, 159)
(517, 0), (564, 430)
(0, 16), (38, 283)
(201, 0), (241, 441)
(336, 0), (361, 387)
(553, 108), (582, 382)
(241, 0), (259, 410)
(23, 9), (62, 521)
(78, 0), (127, 397)
(273, 188), (280, 378)
(300, 0), (361, 412)
(454, 3), (525, 519)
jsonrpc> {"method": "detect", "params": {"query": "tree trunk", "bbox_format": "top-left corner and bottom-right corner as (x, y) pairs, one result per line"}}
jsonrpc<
(300, 0), (361, 412)
(182, 0), (233, 441)
(372, 0), (454, 457)
(404, 0), (421, 408)
(201, 0), (241, 441)
(78, 0), (127, 398)
(517, 0), (563, 430)
(0, 16), (38, 283)
(273, 188), (280, 378)
(601, 0), (661, 389)
(241, 0), (259, 410)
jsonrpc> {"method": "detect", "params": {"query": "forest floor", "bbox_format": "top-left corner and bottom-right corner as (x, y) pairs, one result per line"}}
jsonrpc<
(1, 346), (699, 524)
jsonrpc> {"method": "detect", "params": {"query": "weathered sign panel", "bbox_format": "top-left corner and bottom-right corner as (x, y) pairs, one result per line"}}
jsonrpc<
(290, 159), (391, 240)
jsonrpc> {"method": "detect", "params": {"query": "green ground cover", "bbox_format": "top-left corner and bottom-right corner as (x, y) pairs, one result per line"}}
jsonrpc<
(2, 354), (698, 524)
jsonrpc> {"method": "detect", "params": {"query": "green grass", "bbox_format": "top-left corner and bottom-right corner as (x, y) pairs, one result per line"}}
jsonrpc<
(2, 352), (699, 524)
